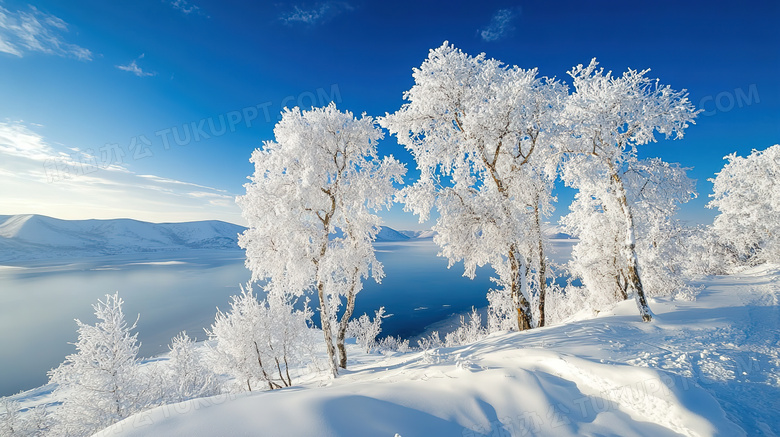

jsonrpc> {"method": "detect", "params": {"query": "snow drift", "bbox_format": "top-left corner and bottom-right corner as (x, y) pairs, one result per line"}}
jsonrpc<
(93, 265), (780, 437)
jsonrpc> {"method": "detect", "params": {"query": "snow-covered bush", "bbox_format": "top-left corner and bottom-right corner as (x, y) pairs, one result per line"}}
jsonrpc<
(206, 285), (315, 392)
(346, 307), (386, 353)
(545, 283), (591, 325)
(377, 335), (411, 354)
(0, 399), (50, 437)
(486, 288), (517, 333)
(48, 293), (153, 437)
(444, 308), (486, 347)
(416, 331), (443, 351)
(683, 225), (738, 276)
(164, 331), (221, 402)
(708, 144), (780, 266)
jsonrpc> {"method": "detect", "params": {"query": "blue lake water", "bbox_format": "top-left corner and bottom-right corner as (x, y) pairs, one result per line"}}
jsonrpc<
(0, 239), (574, 397)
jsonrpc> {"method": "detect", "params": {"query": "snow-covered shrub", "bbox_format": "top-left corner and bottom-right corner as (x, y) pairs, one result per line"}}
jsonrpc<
(346, 307), (386, 353)
(416, 331), (443, 351)
(0, 399), (50, 437)
(444, 308), (486, 347)
(683, 225), (738, 276)
(708, 144), (780, 266)
(165, 331), (221, 402)
(48, 293), (152, 437)
(206, 285), (315, 392)
(377, 335), (411, 354)
(545, 283), (590, 325)
(486, 288), (517, 333)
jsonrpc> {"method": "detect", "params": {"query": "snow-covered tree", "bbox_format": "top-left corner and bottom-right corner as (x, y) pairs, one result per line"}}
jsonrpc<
(560, 59), (700, 321)
(164, 332), (221, 402)
(382, 42), (566, 330)
(237, 103), (405, 375)
(561, 158), (697, 310)
(708, 144), (780, 265)
(206, 285), (314, 391)
(48, 293), (151, 437)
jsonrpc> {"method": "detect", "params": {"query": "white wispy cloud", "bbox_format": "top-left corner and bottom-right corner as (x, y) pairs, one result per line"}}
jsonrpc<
(0, 5), (92, 60)
(116, 53), (156, 77)
(280, 2), (353, 25)
(0, 121), (243, 224)
(479, 8), (519, 42)
(167, 0), (207, 17)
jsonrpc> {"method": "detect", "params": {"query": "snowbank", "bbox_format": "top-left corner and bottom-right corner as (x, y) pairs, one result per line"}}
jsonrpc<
(93, 266), (780, 437)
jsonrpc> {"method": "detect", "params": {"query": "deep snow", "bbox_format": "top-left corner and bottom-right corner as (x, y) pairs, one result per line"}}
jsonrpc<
(73, 264), (779, 437)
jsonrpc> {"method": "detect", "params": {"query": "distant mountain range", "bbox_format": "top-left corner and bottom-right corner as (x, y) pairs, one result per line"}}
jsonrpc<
(0, 215), (429, 263)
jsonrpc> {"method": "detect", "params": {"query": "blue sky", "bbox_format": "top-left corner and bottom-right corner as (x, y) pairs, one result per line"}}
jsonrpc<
(0, 0), (777, 229)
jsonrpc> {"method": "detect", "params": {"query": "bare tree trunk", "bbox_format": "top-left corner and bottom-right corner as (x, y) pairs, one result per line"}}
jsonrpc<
(610, 170), (653, 322)
(314, 193), (340, 377)
(336, 267), (359, 369)
(509, 245), (533, 331)
(315, 277), (339, 376)
(532, 200), (548, 327)
(254, 341), (278, 390)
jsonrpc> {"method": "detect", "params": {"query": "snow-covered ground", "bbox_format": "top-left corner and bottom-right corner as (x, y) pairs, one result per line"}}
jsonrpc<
(49, 263), (775, 437)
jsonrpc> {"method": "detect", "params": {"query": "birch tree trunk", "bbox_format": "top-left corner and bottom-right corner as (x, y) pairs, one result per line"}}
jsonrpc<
(610, 170), (653, 322)
(532, 198), (548, 327)
(509, 245), (533, 331)
(315, 274), (339, 376)
(336, 267), (359, 369)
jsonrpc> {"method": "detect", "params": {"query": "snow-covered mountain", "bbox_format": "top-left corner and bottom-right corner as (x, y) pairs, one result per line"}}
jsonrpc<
(544, 225), (575, 240)
(374, 226), (411, 241)
(399, 229), (437, 239)
(0, 214), (246, 262)
(0, 214), (423, 262)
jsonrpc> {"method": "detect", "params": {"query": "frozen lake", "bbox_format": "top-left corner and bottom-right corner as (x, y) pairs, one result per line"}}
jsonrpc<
(0, 239), (574, 396)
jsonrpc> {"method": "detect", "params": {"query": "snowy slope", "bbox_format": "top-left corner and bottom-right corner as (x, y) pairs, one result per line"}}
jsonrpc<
(0, 214), (245, 262)
(90, 265), (780, 437)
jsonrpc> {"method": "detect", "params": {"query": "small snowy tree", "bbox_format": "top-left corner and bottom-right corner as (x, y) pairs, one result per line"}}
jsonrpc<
(165, 332), (221, 402)
(48, 293), (150, 437)
(444, 308), (486, 347)
(0, 399), (51, 437)
(560, 59), (700, 321)
(206, 285), (314, 391)
(237, 103), (405, 376)
(708, 144), (780, 265)
(346, 307), (385, 353)
(377, 335), (411, 354)
(382, 42), (566, 331)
